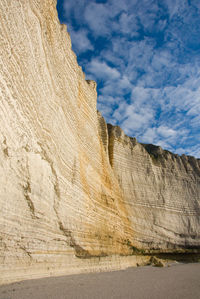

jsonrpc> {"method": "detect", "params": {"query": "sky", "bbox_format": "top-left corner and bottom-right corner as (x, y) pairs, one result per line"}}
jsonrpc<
(57, 0), (200, 158)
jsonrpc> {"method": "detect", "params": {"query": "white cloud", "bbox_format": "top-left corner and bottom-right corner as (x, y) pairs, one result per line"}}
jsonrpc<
(118, 13), (139, 37)
(84, 3), (110, 36)
(99, 76), (133, 98)
(61, 0), (200, 158)
(83, 1), (128, 37)
(118, 76), (133, 90)
(140, 125), (181, 152)
(98, 95), (118, 106)
(157, 126), (176, 138)
(141, 128), (157, 143)
(101, 49), (124, 68)
(176, 145), (200, 158)
(97, 102), (114, 121)
(63, 0), (88, 22)
(112, 102), (155, 135)
(151, 50), (174, 71)
(68, 28), (93, 53)
(87, 59), (120, 81)
(166, 0), (185, 19)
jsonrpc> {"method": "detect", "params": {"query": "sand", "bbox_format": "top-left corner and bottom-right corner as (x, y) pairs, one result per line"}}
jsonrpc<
(0, 263), (200, 299)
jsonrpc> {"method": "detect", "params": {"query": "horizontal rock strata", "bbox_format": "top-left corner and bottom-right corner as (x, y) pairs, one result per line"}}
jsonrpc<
(0, 0), (199, 285)
(107, 124), (200, 251)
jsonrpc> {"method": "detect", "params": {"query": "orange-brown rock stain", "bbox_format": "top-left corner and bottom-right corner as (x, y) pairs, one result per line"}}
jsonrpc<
(75, 118), (136, 257)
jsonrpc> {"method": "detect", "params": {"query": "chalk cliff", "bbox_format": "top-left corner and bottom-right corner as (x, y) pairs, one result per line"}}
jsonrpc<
(107, 125), (200, 250)
(0, 0), (199, 284)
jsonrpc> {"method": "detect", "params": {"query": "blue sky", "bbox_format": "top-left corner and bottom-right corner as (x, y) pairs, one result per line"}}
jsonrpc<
(57, 0), (200, 158)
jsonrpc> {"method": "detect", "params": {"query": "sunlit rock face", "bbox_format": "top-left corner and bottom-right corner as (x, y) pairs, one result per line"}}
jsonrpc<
(0, 0), (199, 285)
(107, 124), (200, 251)
(0, 0), (134, 284)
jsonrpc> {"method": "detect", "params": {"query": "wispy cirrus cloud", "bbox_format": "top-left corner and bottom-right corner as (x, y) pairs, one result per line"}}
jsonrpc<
(57, 0), (200, 158)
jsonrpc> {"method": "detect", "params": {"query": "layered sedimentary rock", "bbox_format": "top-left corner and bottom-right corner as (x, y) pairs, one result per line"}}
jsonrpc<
(107, 125), (200, 251)
(0, 0), (199, 285)
(0, 0), (135, 284)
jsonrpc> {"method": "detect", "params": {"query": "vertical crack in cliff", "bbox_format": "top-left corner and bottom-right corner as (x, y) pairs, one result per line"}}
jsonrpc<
(18, 243), (32, 260)
(22, 179), (39, 220)
(2, 137), (9, 157)
(38, 143), (90, 258)
(106, 124), (114, 168)
(57, 221), (92, 258)
(37, 143), (61, 211)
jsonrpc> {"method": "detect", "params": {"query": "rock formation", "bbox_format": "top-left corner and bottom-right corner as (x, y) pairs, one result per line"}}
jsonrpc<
(107, 125), (200, 250)
(0, 0), (199, 284)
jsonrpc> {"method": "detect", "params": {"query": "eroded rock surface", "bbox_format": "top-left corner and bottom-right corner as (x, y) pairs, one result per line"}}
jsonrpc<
(0, 0), (199, 284)
(107, 124), (200, 251)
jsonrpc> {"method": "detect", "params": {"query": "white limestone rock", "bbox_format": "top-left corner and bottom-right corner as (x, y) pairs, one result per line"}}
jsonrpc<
(0, 0), (199, 285)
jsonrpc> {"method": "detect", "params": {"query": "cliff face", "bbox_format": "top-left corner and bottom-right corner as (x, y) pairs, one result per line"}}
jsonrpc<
(0, 0), (199, 284)
(107, 125), (200, 251)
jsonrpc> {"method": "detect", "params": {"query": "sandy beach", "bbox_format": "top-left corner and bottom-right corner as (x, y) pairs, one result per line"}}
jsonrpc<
(0, 263), (200, 299)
